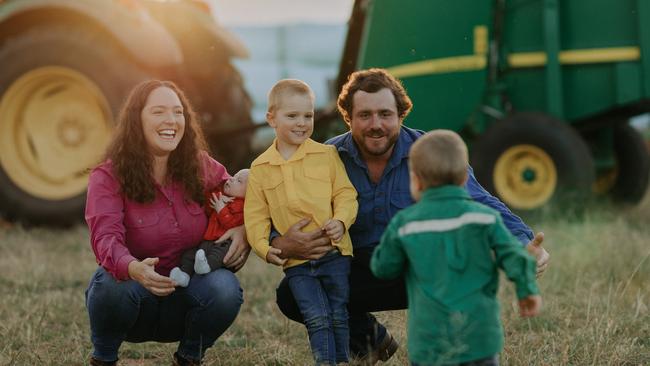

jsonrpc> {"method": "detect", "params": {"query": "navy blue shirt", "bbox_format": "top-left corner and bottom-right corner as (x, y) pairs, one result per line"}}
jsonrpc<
(325, 126), (534, 250)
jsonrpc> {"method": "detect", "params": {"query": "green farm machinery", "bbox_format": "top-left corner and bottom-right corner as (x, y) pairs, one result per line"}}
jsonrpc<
(0, 0), (254, 225)
(333, 0), (650, 210)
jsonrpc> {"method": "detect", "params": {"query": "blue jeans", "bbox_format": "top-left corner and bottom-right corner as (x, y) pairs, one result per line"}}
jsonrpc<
(277, 247), (406, 358)
(85, 267), (243, 362)
(285, 251), (351, 365)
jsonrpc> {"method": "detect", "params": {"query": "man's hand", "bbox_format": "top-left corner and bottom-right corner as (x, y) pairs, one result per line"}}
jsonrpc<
(519, 295), (542, 317)
(271, 218), (333, 260)
(266, 247), (287, 266)
(323, 219), (344, 243)
(220, 225), (251, 272)
(527, 232), (549, 277)
(128, 258), (176, 296)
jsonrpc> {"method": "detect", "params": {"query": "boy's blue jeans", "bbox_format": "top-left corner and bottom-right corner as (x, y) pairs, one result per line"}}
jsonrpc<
(85, 266), (243, 362)
(285, 251), (351, 365)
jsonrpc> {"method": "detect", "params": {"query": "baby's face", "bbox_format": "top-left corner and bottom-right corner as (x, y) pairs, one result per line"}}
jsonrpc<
(223, 169), (249, 198)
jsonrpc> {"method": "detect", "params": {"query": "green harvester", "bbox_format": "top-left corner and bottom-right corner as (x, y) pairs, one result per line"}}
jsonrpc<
(334, 0), (650, 210)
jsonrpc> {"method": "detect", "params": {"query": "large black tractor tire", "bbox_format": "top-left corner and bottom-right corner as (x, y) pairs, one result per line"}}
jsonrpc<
(190, 64), (255, 171)
(471, 113), (595, 211)
(0, 26), (147, 225)
(610, 123), (650, 202)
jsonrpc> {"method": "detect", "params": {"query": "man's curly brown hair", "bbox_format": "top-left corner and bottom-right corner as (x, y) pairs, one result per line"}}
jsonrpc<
(337, 68), (413, 125)
(104, 80), (209, 204)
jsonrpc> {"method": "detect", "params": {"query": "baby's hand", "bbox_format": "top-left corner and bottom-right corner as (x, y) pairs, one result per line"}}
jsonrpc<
(323, 219), (345, 243)
(518, 295), (542, 317)
(266, 247), (287, 266)
(220, 195), (234, 204)
(210, 193), (226, 213)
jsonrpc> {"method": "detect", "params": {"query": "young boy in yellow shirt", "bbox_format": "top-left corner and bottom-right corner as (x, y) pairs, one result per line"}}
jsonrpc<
(244, 79), (358, 365)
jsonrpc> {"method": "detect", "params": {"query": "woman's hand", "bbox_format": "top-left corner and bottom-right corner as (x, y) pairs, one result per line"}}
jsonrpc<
(128, 258), (176, 296)
(219, 225), (251, 272)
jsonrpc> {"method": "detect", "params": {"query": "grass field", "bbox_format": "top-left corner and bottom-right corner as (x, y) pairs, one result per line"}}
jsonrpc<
(0, 196), (649, 365)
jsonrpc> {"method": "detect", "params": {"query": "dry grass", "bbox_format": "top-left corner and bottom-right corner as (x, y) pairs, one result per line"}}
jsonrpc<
(0, 195), (649, 365)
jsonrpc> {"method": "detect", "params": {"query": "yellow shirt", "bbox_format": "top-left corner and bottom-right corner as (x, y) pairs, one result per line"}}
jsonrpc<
(244, 138), (358, 268)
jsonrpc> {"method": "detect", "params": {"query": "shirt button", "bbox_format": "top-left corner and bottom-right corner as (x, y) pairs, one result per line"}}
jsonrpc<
(168, 201), (173, 206)
(375, 207), (382, 213)
(174, 222), (179, 227)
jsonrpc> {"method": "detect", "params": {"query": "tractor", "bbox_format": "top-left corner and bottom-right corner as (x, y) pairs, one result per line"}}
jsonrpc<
(326, 0), (650, 211)
(0, 0), (254, 225)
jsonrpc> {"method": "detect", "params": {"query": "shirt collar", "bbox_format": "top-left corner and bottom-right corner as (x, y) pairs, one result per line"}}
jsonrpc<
(421, 185), (471, 201)
(252, 138), (325, 166)
(386, 127), (411, 170)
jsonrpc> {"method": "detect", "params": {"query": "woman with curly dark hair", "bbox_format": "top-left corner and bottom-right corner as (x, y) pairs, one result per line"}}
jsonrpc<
(84, 80), (250, 366)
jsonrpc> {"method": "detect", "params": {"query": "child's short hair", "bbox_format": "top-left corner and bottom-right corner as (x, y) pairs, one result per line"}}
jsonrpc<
(267, 79), (315, 113)
(409, 130), (468, 187)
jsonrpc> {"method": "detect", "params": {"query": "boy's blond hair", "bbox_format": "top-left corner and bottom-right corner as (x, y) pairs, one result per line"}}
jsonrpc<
(409, 130), (468, 188)
(267, 79), (315, 113)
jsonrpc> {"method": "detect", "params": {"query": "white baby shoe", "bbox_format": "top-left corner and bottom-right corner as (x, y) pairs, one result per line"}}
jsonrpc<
(170, 267), (190, 287)
(194, 249), (211, 274)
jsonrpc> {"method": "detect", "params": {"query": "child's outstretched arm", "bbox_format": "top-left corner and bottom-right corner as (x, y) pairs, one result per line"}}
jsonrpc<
(490, 214), (541, 312)
(519, 295), (542, 317)
(370, 216), (407, 280)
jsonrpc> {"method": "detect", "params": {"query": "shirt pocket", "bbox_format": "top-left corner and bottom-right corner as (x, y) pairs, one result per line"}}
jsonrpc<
(262, 174), (286, 209)
(123, 208), (162, 254)
(184, 200), (205, 217)
(389, 190), (413, 212)
(124, 209), (160, 228)
(184, 199), (209, 244)
(304, 165), (331, 198)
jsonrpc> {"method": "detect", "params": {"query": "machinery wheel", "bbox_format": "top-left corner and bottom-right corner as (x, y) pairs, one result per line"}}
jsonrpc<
(0, 26), (147, 225)
(610, 124), (650, 202)
(471, 113), (595, 211)
(193, 64), (255, 171)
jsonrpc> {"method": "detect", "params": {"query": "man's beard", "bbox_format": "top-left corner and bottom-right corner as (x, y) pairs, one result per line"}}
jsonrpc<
(360, 130), (398, 157)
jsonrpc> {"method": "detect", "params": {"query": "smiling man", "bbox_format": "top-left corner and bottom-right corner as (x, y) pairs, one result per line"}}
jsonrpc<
(272, 68), (550, 364)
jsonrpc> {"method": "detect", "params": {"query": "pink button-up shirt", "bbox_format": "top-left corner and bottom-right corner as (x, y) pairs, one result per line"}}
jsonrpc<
(85, 153), (230, 280)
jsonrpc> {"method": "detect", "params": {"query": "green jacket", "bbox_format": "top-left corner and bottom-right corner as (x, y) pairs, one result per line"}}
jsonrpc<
(370, 185), (539, 364)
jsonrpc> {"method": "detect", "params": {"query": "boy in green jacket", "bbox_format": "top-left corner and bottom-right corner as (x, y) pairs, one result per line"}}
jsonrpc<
(370, 130), (542, 366)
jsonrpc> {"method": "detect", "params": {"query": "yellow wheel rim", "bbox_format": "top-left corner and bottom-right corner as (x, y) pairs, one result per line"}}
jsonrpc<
(493, 144), (557, 210)
(0, 67), (113, 200)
